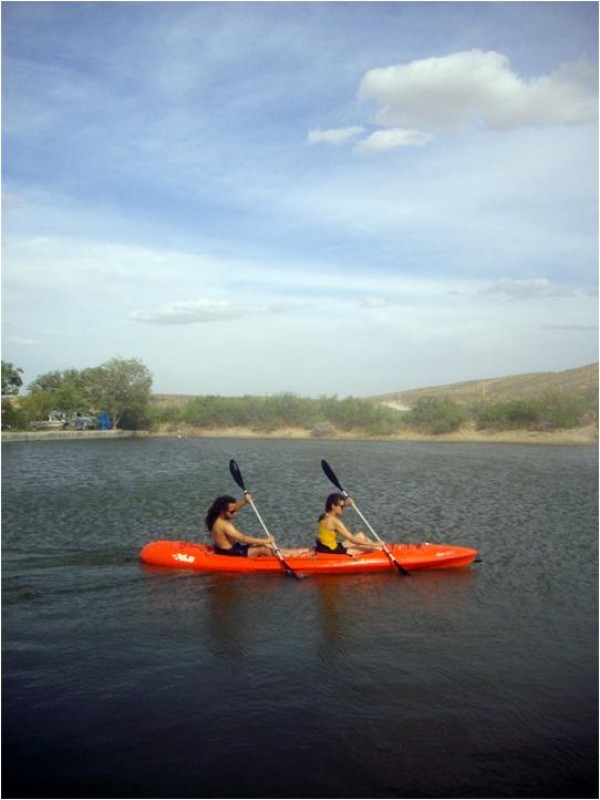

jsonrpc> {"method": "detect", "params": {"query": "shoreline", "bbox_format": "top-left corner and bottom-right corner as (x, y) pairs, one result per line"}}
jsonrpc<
(1, 430), (136, 443)
(151, 424), (598, 446)
(3, 424), (597, 446)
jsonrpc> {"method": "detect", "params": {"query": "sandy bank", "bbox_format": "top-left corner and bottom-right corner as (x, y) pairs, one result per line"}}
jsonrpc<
(145, 423), (598, 446)
(3, 425), (597, 446)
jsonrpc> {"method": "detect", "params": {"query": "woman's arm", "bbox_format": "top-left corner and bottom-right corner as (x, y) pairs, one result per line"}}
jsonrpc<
(333, 517), (383, 548)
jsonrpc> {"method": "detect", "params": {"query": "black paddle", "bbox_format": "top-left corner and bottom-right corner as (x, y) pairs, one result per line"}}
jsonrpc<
(320, 459), (411, 576)
(229, 459), (301, 580)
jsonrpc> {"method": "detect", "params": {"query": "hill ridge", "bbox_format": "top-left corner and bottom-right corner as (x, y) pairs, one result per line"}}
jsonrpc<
(369, 363), (598, 409)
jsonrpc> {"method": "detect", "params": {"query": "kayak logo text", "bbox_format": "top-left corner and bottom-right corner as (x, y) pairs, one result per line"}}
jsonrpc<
(173, 553), (196, 563)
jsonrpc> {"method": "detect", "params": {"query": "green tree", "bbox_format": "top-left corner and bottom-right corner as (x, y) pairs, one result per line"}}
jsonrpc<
(55, 370), (93, 415)
(1, 398), (28, 430)
(18, 390), (56, 422)
(27, 370), (64, 393)
(87, 358), (153, 429)
(29, 369), (92, 413)
(2, 361), (23, 396)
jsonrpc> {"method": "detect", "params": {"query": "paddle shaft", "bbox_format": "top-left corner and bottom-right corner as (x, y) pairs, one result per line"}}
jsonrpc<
(228, 460), (301, 579)
(246, 497), (282, 556)
(320, 459), (411, 576)
(351, 502), (410, 574)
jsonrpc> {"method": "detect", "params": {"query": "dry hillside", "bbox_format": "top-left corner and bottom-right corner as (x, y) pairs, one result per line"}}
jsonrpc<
(152, 363), (598, 411)
(369, 363), (598, 409)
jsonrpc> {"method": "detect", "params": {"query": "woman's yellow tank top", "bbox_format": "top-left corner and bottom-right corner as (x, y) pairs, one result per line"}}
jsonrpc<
(318, 518), (338, 550)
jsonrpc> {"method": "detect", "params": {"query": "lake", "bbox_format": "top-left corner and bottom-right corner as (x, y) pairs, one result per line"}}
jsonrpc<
(2, 437), (598, 798)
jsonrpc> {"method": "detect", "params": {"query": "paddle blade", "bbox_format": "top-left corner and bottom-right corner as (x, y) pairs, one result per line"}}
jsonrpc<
(384, 545), (411, 577)
(229, 459), (246, 492)
(283, 562), (304, 581)
(321, 459), (346, 495)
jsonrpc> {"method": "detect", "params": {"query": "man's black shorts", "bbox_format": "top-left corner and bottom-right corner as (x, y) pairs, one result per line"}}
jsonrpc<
(214, 542), (250, 557)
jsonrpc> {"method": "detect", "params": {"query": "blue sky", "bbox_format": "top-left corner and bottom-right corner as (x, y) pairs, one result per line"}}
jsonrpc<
(2, 1), (598, 397)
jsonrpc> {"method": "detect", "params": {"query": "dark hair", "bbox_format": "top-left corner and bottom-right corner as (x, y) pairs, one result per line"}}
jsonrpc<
(326, 493), (345, 511)
(205, 495), (236, 531)
(318, 492), (345, 520)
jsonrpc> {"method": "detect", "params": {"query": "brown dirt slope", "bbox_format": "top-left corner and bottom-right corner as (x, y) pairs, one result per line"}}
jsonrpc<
(152, 364), (598, 409)
(152, 393), (195, 406)
(368, 363), (598, 408)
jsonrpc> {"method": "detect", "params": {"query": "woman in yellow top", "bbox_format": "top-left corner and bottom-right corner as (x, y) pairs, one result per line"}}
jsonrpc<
(315, 493), (385, 556)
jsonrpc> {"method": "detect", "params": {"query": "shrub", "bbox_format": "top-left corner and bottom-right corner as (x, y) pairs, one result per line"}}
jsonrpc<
(150, 392), (403, 436)
(538, 392), (587, 429)
(476, 399), (541, 430)
(404, 397), (469, 434)
(311, 421), (337, 438)
(476, 392), (588, 431)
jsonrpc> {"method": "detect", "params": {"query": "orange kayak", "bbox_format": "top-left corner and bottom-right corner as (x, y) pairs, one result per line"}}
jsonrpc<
(139, 540), (478, 575)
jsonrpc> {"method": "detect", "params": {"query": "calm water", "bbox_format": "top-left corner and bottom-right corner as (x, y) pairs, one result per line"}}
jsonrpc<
(2, 437), (598, 799)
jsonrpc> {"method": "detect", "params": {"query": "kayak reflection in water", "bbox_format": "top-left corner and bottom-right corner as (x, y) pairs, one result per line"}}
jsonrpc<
(205, 495), (311, 558)
(315, 493), (386, 556)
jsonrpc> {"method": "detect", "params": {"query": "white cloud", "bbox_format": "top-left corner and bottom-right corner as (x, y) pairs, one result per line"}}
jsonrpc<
(307, 126), (365, 145)
(360, 296), (390, 308)
(543, 324), (597, 331)
(480, 278), (574, 299)
(4, 335), (40, 346)
(358, 50), (597, 133)
(3, 6), (597, 395)
(355, 128), (433, 152)
(129, 298), (270, 325)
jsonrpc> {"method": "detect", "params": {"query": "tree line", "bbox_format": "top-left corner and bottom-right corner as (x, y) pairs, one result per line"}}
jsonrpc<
(2, 358), (596, 435)
(2, 358), (153, 431)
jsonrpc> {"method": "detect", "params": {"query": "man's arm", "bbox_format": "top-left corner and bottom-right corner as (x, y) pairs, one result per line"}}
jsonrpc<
(221, 519), (273, 547)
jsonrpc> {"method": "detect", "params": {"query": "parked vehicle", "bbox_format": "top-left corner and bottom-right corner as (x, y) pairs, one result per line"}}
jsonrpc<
(28, 410), (112, 431)
(29, 412), (67, 431)
(73, 412), (98, 430)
